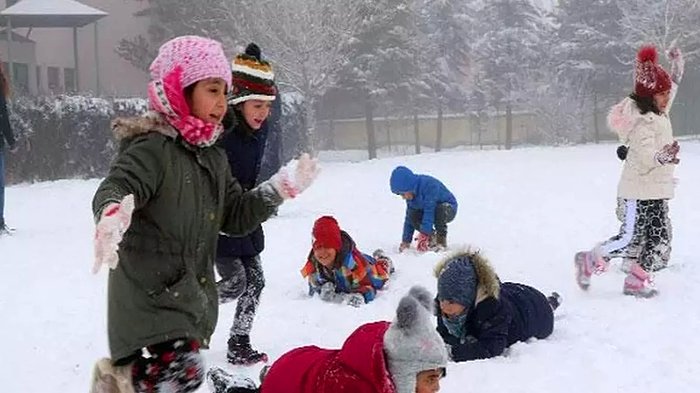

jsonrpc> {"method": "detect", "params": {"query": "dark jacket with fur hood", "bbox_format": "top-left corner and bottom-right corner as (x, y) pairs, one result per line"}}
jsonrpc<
(92, 112), (281, 362)
(434, 250), (554, 361)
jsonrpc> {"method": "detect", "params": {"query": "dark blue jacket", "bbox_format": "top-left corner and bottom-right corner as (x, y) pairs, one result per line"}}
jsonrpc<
(390, 166), (457, 242)
(0, 89), (15, 149)
(434, 252), (554, 362)
(216, 109), (269, 258)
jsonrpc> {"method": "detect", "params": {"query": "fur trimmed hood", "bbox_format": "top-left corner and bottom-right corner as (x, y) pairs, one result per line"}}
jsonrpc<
(111, 111), (178, 142)
(607, 97), (655, 144)
(434, 248), (500, 305)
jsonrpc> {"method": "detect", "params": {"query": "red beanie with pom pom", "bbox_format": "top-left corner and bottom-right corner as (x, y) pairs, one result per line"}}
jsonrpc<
(312, 216), (342, 250)
(635, 45), (672, 97)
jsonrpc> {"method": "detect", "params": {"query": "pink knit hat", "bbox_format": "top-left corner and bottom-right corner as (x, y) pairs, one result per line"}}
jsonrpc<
(147, 36), (232, 147)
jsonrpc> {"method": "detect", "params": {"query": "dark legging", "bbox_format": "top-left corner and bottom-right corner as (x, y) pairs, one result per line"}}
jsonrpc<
(215, 255), (265, 336)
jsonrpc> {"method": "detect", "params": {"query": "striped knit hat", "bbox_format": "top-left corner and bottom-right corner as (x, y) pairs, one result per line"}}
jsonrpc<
(229, 43), (277, 105)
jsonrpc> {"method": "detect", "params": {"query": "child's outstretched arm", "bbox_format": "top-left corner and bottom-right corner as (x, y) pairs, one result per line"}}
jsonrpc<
(92, 136), (165, 273)
(221, 153), (318, 236)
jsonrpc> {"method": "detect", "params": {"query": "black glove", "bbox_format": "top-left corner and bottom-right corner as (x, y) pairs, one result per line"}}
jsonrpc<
(616, 145), (628, 161)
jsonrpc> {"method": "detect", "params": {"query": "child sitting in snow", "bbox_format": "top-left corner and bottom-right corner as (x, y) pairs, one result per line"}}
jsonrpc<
(301, 216), (392, 307)
(435, 249), (560, 362)
(207, 286), (449, 393)
(390, 166), (457, 252)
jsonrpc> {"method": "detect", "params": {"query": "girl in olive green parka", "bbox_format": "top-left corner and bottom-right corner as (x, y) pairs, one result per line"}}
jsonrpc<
(89, 36), (318, 393)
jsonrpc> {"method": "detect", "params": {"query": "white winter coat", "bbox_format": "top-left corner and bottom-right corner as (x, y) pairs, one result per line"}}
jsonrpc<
(607, 84), (678, 200)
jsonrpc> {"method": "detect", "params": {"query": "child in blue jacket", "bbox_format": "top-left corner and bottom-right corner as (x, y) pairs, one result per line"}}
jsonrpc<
(390, 166), (457, 252)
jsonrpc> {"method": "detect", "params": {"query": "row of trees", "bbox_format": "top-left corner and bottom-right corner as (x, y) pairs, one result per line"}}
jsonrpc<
(118, 0), (700, 156)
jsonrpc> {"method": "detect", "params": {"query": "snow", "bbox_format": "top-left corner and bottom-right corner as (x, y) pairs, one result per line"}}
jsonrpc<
(0, 0), (107, 16)
(2, 142), (700, 392)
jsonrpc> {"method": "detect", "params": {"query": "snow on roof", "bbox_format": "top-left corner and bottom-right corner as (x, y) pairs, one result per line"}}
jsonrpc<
(0, 0), (107, 28)
(1, 0), (107, 16)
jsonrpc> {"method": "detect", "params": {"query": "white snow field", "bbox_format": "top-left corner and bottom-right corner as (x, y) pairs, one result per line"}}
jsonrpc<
(2, 141), (699, 392)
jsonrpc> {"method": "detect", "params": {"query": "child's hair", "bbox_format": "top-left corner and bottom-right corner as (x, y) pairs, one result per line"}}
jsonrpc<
(629, 93), (661, 115)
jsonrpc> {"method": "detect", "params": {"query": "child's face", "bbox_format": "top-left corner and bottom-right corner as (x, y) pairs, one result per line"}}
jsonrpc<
(439, 300), (466, 318)
(401, 192), (414, 200)
(415, 369), (444, 393)
(654, 89), (671, 113)
(314, 247), (337, 267)
(187, 78), (227, 124)
(240, 99), (272, 130)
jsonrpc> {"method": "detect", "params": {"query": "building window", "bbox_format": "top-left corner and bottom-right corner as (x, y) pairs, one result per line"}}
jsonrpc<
(48, 66), (61, 94)
(36, 65), (42, 94)
(11, 62), (28, 94)
(64, 68), (76, 92)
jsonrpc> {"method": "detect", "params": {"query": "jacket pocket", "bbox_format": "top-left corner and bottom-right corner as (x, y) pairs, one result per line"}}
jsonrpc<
(151, 273), (207, 324)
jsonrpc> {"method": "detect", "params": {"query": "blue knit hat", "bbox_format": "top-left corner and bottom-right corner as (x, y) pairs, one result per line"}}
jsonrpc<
(390, 166), (419, 194)
(437, 256), (478, 308)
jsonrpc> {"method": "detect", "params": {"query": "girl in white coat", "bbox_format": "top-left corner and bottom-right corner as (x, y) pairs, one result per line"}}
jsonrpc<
(575, 45), (684, 298)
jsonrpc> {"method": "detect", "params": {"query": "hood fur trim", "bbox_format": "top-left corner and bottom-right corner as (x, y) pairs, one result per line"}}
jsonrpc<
(607, 97), (655, 143)
(434, 248), (500, 304)
(111, 111), (178, 141)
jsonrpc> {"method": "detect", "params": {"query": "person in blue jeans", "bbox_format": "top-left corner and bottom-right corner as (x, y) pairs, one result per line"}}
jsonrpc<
(0, 64), (16, 235)
(390, 166), (457, 252)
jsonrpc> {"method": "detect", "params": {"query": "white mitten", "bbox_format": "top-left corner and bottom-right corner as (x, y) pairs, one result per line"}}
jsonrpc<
(667, 47), (685, 84)
(93, 194), (135, 274)
(268, 153), (319, 199)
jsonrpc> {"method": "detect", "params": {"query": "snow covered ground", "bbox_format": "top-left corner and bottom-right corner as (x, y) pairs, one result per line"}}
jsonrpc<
(2, 142), (699, 392)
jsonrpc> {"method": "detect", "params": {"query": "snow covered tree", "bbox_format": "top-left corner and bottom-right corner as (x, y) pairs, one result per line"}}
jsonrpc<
(616, 0), (700, 59)
(554, 0), (629, 142)
(471, 0), (549, 150)
(338, 0), (421, 159)
(415, 0), (474, 151)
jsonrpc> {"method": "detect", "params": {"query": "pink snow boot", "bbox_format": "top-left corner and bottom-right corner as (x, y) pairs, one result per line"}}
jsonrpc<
(623, 263), (658, 298)
(574, 249), (607, 290)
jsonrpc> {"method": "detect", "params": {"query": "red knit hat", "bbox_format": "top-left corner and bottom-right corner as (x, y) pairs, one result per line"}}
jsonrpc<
(635, 45), (671, 98)
(312, 216), (342, 250)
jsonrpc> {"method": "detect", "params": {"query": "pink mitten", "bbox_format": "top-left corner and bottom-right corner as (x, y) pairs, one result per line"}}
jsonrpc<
(93, 194), (135, 274)
(415, 233), (431, 252)
(269, 153), (319, 199)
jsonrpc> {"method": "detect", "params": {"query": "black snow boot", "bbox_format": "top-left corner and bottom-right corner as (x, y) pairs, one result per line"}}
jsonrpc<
(227, 335), (268, 365)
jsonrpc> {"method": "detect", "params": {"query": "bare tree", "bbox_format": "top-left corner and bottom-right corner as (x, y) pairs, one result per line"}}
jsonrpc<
(617, 0), (700, 59)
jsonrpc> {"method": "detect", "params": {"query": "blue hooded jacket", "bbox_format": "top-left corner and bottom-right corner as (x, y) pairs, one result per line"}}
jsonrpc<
(390, 166), (457, 242)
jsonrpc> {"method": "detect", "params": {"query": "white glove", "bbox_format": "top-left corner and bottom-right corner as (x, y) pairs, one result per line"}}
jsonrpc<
(268, 153), (319, 199)
(93, 194), (135, 274)
(319, 282), (338, 302)
(345, 293), (365, 308)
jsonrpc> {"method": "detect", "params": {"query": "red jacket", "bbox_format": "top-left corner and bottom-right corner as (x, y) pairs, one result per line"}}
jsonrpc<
(260, 321), (396, 393)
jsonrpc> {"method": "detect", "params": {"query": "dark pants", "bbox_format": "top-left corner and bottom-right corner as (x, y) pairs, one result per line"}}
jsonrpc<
(130, 339), (204, 393)
(216, 255), (265, 336)
(409, 202), (456, 236)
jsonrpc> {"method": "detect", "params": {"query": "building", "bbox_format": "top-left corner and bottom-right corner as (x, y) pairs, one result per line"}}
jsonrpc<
(1, 0), (149, 97)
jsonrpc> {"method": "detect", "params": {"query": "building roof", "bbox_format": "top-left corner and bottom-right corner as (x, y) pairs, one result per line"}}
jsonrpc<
(0, 0), (108, 28)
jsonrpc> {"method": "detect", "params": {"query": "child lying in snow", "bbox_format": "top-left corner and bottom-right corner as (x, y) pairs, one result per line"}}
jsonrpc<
(435, 249), (561, 362)
(207, 286), (449, 393)
(301, 216), (392, 307)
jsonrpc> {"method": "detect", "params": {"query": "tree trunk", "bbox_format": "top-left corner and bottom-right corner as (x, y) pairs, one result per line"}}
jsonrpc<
(413, 112), (421, 154)
(505, 103), (513, 150)
(365, 97), (377, 160)
(593, 91), (600, 144)
(435, 103), (443, 152)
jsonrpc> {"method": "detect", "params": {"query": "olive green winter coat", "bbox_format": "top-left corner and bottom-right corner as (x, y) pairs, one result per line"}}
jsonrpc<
(93, 113), (281, 361)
